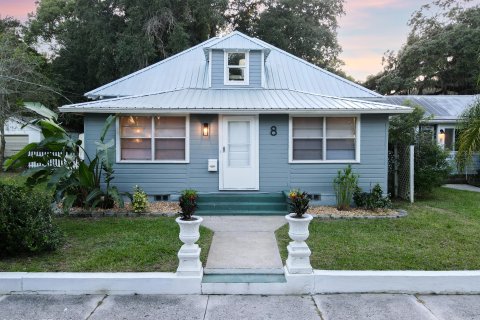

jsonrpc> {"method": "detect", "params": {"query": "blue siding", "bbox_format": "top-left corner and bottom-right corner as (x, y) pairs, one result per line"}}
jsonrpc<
(211, 49), (262, 88)
(84, 114), (219, 197)
(84, 113), (389, 205)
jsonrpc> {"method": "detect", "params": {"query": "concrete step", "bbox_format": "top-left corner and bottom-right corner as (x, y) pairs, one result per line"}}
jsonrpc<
(198, 193), (285, 203)
(196, 210), (287, 216)
(204, 267), (285, 275)
(197, 202), (287, 211)
(202, 274), (286, 283)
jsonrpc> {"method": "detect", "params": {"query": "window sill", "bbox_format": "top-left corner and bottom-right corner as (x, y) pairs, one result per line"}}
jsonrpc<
(116, 160), (190, 164)
(223, 81), (250, 86)
(289, 160), (360, 164)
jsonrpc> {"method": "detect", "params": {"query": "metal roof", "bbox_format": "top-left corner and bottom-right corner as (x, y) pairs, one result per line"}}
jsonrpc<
(84, 31), (380, 99)
(359, 95), (479, 122)
(61, 88), (410, 114)
(204, 32), (270, 52)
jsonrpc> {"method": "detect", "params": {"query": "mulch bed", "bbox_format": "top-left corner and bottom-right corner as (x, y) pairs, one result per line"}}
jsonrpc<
(62, 201), (180, 217)
(308, 206), (407, 219)
(63, 202), (407, 219)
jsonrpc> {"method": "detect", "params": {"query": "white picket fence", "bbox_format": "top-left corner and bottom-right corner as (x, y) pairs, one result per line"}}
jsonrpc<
(28, 151), (78, 168)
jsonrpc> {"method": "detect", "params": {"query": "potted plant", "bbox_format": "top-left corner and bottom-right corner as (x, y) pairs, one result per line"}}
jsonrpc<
(285, 189), (313, 274)
(175, 189), (203, 276)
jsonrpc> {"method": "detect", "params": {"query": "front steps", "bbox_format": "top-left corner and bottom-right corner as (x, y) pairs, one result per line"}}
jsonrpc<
(201, 268), (314, 295)
(196, 192), (288, 216)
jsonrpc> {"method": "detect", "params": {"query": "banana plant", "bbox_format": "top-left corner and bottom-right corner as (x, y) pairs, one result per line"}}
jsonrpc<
(4, 103), (122, 213)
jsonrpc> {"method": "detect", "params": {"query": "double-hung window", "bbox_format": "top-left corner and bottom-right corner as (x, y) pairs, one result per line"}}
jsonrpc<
(118, 116), (188, 162)
(290, 116), (358, 162)
(224, 51), (249, 85)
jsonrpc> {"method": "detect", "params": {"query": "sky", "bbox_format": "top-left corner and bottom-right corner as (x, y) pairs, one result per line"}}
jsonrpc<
(0, 0), (430, 81)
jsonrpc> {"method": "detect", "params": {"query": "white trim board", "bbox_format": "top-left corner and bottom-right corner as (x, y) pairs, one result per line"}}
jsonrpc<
(115, 115), (190, 164)
(288, 114), (361, 164)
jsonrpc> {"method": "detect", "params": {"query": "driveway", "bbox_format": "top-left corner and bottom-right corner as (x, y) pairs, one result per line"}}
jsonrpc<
(0, 294), (479, 320)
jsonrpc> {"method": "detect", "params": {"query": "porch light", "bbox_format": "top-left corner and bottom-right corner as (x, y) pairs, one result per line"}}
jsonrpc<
(203, 123), (209, 136)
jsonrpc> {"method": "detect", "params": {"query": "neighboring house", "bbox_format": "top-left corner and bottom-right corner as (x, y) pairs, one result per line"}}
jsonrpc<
(59, 31), (410, 205)
(362, 95), (480, 175)
(1, 117), (42, 158)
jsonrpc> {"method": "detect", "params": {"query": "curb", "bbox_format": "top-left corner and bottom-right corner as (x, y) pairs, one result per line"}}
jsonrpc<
(1, 269), (479, 295)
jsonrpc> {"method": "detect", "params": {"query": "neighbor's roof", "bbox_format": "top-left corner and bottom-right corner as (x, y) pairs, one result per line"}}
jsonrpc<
(359, 95), (479, 122)
(83, 31), (380, 99)
(60, 88), (411, 114)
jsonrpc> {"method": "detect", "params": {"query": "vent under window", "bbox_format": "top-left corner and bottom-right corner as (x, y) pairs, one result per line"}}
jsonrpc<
(307, 194), (321, 201)
(155, 194), (170, 201)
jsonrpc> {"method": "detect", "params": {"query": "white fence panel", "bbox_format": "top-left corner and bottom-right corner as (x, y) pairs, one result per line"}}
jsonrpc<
(28, 151), (78, 168)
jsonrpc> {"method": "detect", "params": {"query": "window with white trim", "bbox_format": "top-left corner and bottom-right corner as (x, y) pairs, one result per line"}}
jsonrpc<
(290, 116), (358, 162)
(224, 51), (249, 85)
(119, 116), (188, 162)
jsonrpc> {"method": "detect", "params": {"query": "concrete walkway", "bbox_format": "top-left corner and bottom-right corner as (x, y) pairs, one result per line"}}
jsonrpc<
(202, 216), (286, 274)
(443, 184), (480, 192)
(1, 294), (479, 320)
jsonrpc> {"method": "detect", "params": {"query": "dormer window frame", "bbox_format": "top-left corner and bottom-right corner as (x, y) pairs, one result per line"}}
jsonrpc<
(224, 50), (250, 86)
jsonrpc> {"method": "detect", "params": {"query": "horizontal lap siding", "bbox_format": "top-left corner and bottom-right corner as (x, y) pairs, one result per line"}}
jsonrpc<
(84, 113), (389, 202)
(259, 115), (289, 191)
(84, 114), (219, 196)
(288, 114), (389, 205)
(211, 49), (262, 88)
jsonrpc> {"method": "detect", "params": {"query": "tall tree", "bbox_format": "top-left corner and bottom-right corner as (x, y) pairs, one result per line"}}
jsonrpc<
(365, 0), (480, 95)
(0, 17), (56, 165)
(27, 0), (229, 101)
(229, 0), (345, 71)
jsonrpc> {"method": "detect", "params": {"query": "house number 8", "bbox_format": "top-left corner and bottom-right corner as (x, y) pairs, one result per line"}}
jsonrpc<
(270, 126), (277, 136)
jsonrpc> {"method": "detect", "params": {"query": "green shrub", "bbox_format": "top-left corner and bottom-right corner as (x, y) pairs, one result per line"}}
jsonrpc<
(414, 134), (451, 197)
(353, 184), (392, 211)
(333, 165), (359, 211)
(0, 183), (63, 257)
(287, 189), (310, 218)
(132, 185), (149, 213)
(179, 189), (198, 220)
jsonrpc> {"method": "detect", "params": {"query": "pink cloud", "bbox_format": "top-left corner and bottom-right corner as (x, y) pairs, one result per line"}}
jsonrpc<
(0, 0), (37, 21)
(345, 0), (411, 10)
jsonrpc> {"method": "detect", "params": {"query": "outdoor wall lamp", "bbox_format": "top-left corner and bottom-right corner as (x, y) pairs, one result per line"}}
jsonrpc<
(203, 123), (209, 136)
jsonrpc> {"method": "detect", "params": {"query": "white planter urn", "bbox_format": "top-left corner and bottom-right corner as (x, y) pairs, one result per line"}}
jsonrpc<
(285, 213), (313, 274)
(176, 215), (203, 276)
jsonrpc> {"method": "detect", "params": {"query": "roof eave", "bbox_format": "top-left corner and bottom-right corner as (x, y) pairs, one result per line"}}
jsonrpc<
(59, 107), (412, 115)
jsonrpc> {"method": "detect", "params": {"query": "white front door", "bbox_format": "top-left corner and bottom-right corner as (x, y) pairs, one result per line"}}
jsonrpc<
(220, 115), (259, 190)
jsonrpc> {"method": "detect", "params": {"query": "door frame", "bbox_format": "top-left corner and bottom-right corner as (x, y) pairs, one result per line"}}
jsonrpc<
(218, 114), (260, 190)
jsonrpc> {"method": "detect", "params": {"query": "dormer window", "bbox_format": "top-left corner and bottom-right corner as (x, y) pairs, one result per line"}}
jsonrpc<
(224, 51), (249, 85)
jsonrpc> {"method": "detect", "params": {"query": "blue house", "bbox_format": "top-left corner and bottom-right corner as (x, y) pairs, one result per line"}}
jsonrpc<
(60, 31), (411, 209)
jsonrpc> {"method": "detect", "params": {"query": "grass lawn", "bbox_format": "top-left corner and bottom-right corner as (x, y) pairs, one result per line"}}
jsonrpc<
(0, 216), (213, 272)
(276, 187), (480, 270)
(0, 172), (213, 272)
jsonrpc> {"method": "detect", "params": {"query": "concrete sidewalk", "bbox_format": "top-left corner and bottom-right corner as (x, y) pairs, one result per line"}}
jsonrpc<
(202, 216), (286, 274)
(1, 294), (479, 320)
(443, 184), (480, 193)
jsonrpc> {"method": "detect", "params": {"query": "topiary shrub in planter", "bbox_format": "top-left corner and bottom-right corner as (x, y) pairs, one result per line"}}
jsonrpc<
(132, 185), (149, 213)
(353, 184), (392, 211)
(176, 189), (203, 276)
(285, 189), (313, 274)
(0, 183), (63, 257)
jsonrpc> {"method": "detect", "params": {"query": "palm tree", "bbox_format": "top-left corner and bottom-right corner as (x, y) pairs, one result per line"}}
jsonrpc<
(455, 99), (480, 171)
